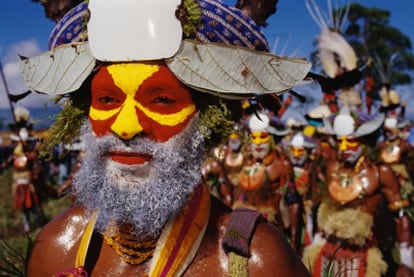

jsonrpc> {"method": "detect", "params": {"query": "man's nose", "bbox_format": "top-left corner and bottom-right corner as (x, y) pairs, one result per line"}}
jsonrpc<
(338, 140), (347, 151)
(293, 149), (300, 157)
(111, 100), (143, 140)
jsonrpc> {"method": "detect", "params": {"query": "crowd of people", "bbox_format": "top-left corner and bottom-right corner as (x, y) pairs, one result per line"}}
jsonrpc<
(3, 0), (412, 276)
(0, 106), (83, 233)
(202, 101), (414, 276)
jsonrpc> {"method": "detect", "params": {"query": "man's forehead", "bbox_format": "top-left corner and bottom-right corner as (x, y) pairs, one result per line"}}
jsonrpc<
(104, 63), (160, 95)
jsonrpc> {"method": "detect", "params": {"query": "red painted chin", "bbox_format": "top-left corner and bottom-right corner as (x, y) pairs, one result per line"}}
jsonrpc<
(108, 151), (153, 165)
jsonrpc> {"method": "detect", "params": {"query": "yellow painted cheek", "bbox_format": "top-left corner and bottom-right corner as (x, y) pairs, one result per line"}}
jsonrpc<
(111, 97), (143, 140)
(137, 103), (196, 126)
(89, 107), (120, 121)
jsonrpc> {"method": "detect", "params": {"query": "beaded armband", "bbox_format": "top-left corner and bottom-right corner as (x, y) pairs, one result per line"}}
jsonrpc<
(388, 200), (410, 211)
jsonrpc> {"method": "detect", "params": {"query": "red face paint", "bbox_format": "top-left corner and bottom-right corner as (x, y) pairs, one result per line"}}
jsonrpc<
(89, 63), (196, 142)
(89, 63), (196, 165)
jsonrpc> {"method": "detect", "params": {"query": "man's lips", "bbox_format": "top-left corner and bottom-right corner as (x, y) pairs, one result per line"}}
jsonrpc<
(253, 147), (264, 152)
(107, 151), (152, 165)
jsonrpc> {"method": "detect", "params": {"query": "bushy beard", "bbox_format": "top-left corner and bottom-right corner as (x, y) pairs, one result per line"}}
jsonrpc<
(339, 147), (363, 165)
(72, 115), (206, 238)
(289, 152), (307, 167)
(251, 142), (270, 161)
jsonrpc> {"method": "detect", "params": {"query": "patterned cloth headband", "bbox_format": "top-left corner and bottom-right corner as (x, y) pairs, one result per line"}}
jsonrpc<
(48, 0), (269, 51)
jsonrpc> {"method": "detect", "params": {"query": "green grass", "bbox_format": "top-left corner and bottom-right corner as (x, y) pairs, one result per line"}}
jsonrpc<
(0, 168), (72, 276)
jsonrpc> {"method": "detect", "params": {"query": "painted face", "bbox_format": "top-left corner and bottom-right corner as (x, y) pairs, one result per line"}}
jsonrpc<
(228, 133), (242, 152)
(289, 146), (307, 165)
(250, 131), (271, 160)
(90, 63), (196, 143)
(337, 136), (362, 163)
(384, 127), (399, 141)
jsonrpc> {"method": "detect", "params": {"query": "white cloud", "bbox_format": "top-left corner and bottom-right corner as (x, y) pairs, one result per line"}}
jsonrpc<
(0, 40), (51, 109)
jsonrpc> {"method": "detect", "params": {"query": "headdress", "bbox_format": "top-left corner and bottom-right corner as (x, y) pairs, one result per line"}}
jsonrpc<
(248, 112), (290, 136)
(21, 0), (311, 152)
(383, 116), (410, 130)
(305, 103), (332, 127)
(289, 132), (316, 149)
(323, 105), (384, 138)
(21, 0), (311, 99)
(8, 106), (37, 142)
(305, 0), (356, 78)
(305, 0), (365, 112)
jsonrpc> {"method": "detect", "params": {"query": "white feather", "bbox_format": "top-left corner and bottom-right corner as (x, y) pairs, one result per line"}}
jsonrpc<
(318, 28), (357, 78)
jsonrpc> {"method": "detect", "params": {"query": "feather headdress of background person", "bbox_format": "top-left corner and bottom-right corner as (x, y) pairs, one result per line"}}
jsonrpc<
(305, 0), (366, 111)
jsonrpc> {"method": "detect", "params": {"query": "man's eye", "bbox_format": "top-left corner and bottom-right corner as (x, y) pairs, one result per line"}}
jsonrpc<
(98, 96), (119, 104)
(151, 96), (175, 104)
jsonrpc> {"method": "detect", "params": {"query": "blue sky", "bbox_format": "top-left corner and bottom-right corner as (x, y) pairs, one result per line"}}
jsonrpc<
(0, 0), (413, 119)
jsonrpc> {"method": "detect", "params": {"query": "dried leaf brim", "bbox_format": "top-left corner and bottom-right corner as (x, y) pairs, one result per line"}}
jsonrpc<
(19, 43), (95, 95)
(20, 40), (311, 100)
(166, 40), (312, 99)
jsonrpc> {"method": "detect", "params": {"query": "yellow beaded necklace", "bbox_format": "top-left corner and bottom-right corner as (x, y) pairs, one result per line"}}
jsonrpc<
(104, 226), (158, 265)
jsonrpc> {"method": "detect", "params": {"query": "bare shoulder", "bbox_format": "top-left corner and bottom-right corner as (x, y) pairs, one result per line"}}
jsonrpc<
(249, 222), (310, 276)
(35, 205), (88, 240)
(28, 206), (89, 276)
(377, 163), (399, 189)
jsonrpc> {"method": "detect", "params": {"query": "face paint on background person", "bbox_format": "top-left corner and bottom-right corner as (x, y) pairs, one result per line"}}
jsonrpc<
(73, 117), (205, 238)
(250, 131), (271, 160)
(337, 136), (362, 164)
(289, 146), (307, 166)
(228, 134), (242, 152)
(89, 63), (196, 144)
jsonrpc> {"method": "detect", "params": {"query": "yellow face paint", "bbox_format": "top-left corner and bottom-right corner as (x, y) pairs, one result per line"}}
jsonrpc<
(89, 63), (159, 121)
(337, 136), (359, 151)
(290, 146), (305, 157)
(250, 131), (271, 145)
(89, 101), (195, 127)
(89, 63), (196, 141)
(90, 63), (195, 126)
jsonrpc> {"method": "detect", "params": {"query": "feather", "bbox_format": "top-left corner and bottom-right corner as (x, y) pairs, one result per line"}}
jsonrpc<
(318, 28), (357, 78)
(306, 69), (362, 92)
(305, 0), (329, 29)
(8, 91), (32, 103)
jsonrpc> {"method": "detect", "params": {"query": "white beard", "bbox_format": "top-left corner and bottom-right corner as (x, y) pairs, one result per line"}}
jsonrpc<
(340, 147), (363, 165)
(72, 115), (206, 238)
(251, 142), (271, 161)
(289, 153), (307, 166)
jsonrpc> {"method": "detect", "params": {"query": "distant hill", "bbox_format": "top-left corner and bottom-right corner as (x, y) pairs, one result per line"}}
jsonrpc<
(0, 106), (61, 131)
